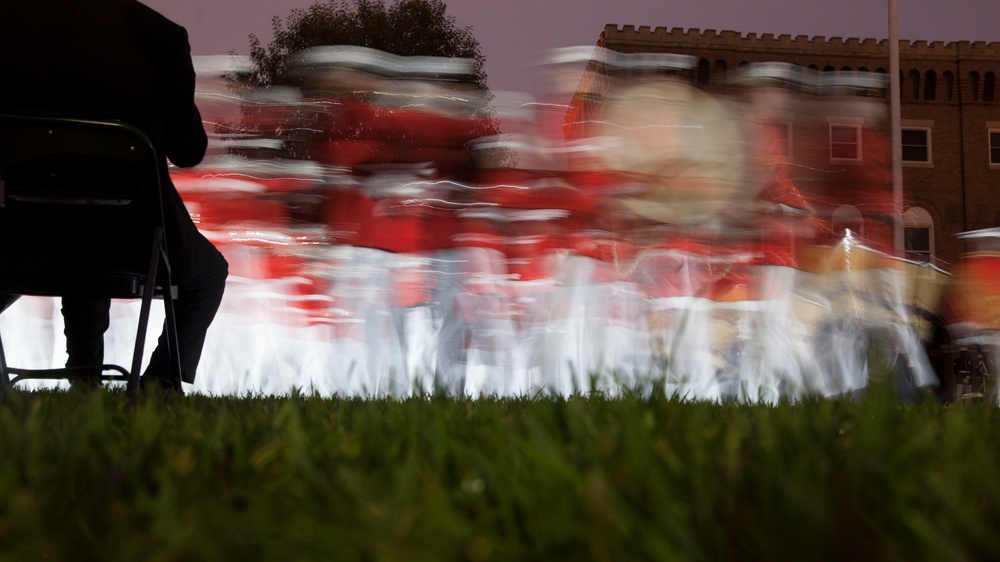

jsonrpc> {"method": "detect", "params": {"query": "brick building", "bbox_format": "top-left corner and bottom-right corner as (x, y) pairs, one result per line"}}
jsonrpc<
(566, 24), (1000, 270)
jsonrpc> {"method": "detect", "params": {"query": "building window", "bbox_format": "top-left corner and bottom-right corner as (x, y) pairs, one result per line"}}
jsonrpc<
(909, 69), (921, 100)
(832, 205), (864, 239)
(986, 72), (996, 102)
(698, 58), (710, 87)
(830, 124), (861, 161)
(759, 121), (792, 159)
(944, 71), (954, 101)
(714, 60), (728, 89)
(904, 227), (932, 262)
(903, 207), (934, 263)
(924, 70), (937, 101)
(990, 130), (1000, 165)
(971, 71), (981, 101)
(901, 128), (931, 163)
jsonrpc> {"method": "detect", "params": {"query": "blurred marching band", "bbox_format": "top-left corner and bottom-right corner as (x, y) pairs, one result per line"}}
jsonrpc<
(4, 46), (998, 401)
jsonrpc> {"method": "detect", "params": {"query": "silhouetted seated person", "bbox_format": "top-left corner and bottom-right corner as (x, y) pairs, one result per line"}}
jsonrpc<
(0, 0), (228, 391)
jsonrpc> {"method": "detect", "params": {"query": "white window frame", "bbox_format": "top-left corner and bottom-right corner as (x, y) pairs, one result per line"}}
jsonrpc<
(902, 207), (935, 263)
(901, 127), (932, 166)
(989, 128), (1000, 167)
(829, 122), (862, 162)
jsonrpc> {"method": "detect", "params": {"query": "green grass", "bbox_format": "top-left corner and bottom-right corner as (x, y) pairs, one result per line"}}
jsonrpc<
(0, 379), (998, 561)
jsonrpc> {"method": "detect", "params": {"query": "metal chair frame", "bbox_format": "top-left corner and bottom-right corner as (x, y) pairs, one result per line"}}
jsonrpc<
(0, 114), (182, 396)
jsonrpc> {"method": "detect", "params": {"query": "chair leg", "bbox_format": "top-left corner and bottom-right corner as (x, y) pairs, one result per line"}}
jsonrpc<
(0, 294), (19, 390)
(127, 227), (164, 398)
(156, 233), (182, 392)
(129, 289), (154, 395)
(161, 279), (182, 390)
(0, 331), (11, 390)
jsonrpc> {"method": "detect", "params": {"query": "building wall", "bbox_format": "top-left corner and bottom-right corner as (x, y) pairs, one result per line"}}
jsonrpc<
(588, 24), (1000, 269)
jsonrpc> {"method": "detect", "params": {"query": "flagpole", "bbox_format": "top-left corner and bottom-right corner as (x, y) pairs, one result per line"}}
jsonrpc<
(889, 0), (904, 257)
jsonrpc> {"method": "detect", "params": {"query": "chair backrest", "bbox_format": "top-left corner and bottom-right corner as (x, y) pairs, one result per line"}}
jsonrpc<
(0, 114), (167, 296)
(0, 114), (161, 205)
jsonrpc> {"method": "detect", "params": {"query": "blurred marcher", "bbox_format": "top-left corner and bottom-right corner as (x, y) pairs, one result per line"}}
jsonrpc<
(954, 347), (974, 398)
(0, 0), (228, 391)
(974, 345), (993, 394)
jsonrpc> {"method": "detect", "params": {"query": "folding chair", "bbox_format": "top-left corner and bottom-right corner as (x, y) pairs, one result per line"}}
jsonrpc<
(0, 114), (182, 396)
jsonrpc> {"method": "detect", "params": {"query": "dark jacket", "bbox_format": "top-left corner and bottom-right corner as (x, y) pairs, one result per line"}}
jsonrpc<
(0, 0), (208, 278)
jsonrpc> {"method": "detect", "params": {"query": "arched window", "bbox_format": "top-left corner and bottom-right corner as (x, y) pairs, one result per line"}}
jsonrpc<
(859, 67), (869, 72)
(868, 69), (887, 99)
(903, 207), (934, 263)
(943, 71), (955, 101)
(714, 60), (727, 89)
(924, 70), (937, 101)
(832, 205), (864, 240)
(808, 64), (819, 71)
(698, 58), (710, 87)
(909, 69), (921, 100)
(985, 72), (996, 102)
(824, 65), (835, 72)
(971, 71), (981, 101)
(841, 66), (852, 71)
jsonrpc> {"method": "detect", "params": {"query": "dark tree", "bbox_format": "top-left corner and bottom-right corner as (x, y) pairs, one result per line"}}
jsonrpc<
(235, 0), (488, 90)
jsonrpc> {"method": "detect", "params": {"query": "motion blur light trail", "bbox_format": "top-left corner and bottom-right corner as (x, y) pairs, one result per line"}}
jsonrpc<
(4, 46), (995, 401)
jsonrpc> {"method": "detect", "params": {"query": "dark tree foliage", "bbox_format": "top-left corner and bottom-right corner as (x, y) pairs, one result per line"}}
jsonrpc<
(235, 0), (489, 91)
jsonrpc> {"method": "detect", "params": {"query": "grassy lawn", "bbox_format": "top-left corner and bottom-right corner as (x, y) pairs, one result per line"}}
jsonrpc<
(0, 378), (997, 561)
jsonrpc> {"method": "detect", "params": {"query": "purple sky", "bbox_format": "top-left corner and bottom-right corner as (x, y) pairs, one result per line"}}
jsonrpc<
(142, 0), (1000, 95)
